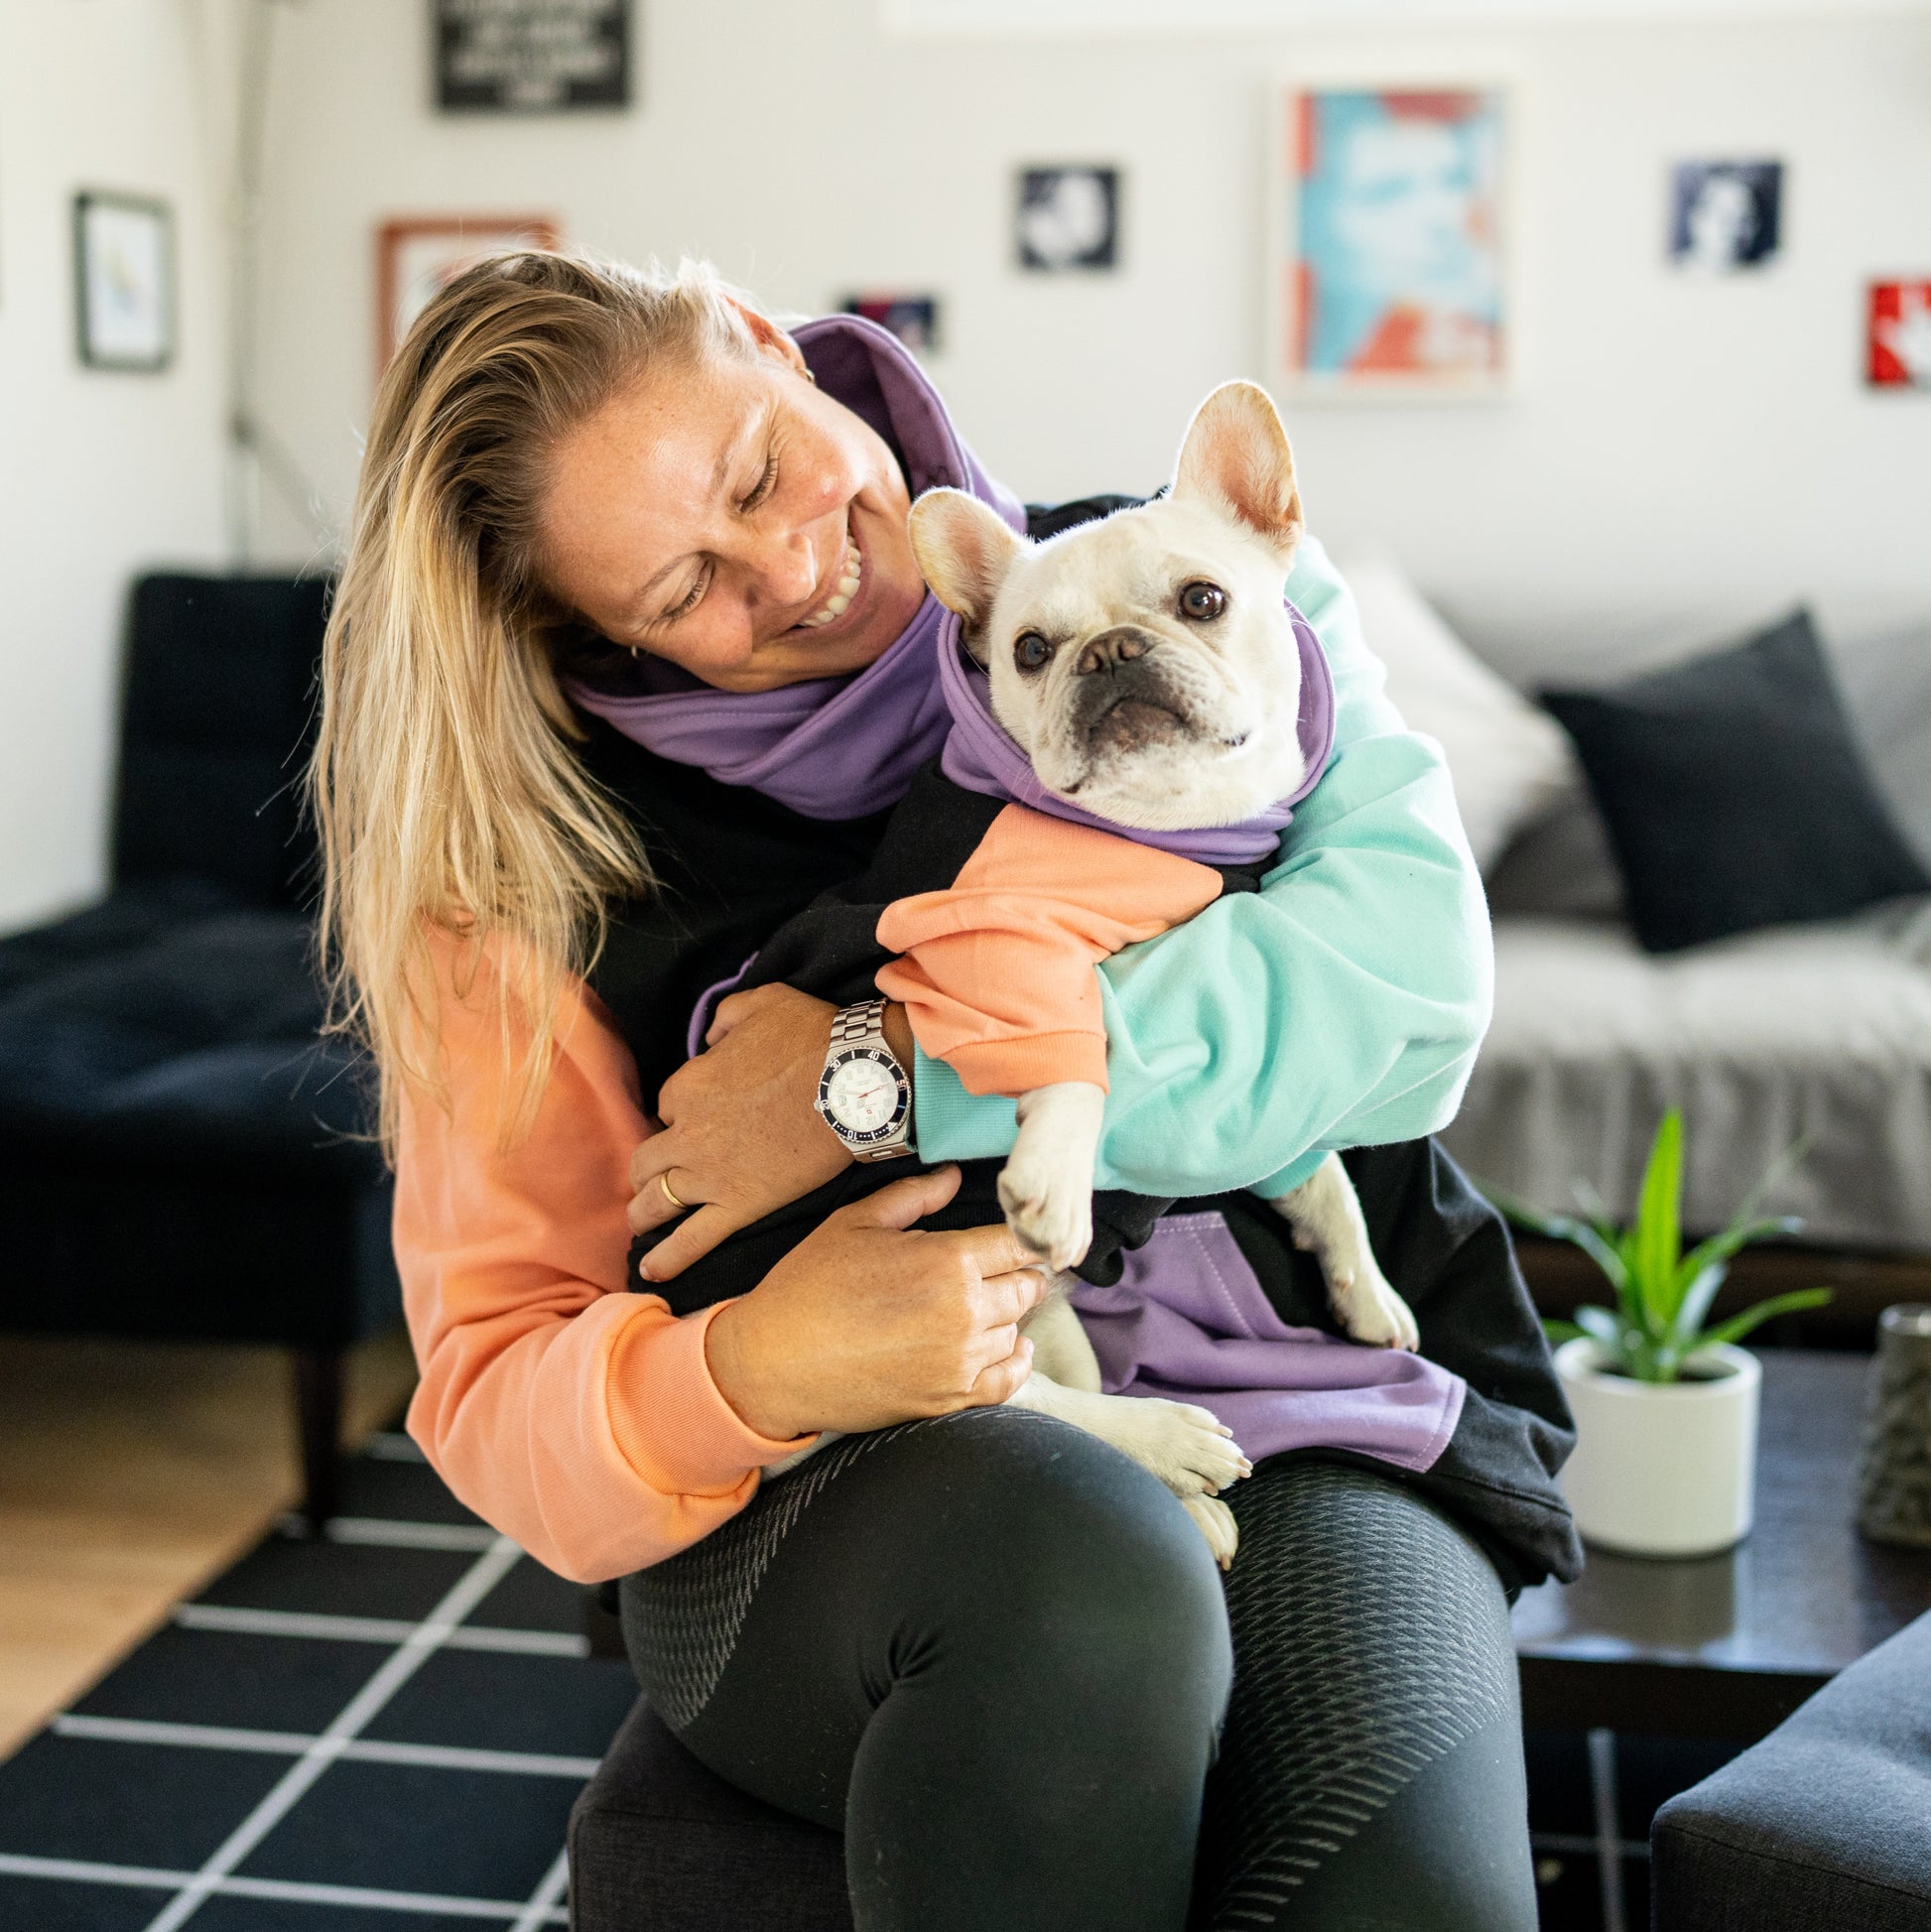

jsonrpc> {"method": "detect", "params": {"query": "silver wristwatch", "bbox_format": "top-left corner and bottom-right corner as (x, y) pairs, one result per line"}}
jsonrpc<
(815, 998), (914, 1162)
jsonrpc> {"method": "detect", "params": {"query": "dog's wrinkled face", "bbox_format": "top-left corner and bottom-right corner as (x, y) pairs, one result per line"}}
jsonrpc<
(909, 381), (1308, 831)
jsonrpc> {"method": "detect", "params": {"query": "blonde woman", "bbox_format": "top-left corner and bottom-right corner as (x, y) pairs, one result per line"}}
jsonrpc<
(315, 251), (1575, 1932)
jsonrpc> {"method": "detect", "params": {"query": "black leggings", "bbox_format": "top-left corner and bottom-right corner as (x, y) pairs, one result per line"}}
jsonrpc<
(620, 1408), (1536, 1932)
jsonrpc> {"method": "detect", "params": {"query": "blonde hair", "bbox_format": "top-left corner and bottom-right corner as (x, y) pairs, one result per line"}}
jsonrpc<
(310, 251), (756, 1151)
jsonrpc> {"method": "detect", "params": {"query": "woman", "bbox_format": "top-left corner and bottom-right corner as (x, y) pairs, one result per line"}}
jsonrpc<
(313, 251), (1578, 1931)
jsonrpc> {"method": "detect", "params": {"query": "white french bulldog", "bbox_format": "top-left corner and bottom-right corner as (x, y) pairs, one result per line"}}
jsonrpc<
(899, 380), (1420, 1565)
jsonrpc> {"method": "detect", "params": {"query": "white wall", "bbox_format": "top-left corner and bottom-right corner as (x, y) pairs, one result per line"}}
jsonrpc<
(0, 0), (231, 931)
(238, 2), (1931, 686)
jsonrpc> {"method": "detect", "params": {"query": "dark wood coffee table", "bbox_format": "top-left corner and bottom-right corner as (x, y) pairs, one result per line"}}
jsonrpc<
(1512, 1349), (1931, 1741)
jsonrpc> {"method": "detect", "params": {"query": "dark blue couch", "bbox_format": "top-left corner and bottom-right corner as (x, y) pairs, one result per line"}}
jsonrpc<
(0, 574), (399, 1524)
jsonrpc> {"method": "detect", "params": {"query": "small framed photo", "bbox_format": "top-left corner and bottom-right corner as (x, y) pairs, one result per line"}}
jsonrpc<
(1867, 281), (1931, 390)
(433, 0), (632, 113)
(839, 294), (942, 355)
(1669, 161), (1782, 272)
(1269, 82), (1513, 399)
(73, 192), (175, 372)
(1016, 166), (1120, 273)
(376, 214), (561, 371)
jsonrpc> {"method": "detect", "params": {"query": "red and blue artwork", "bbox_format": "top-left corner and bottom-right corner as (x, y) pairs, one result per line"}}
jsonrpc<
(1282, 87), (1508, 390)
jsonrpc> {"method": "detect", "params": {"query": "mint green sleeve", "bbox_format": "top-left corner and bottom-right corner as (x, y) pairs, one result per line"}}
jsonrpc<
(910, 533), (1494, 1199)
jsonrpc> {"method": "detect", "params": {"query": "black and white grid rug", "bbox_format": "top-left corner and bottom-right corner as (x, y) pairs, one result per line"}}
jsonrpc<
(0, 1432), (638, 1931)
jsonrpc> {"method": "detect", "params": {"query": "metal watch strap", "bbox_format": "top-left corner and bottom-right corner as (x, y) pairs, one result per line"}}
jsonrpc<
(830, 997), (889, 1050)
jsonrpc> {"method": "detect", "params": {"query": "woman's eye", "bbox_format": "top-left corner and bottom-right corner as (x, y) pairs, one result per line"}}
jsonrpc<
(1014, 631), (1054, 672)
(662, 567), (709, 626)
(1180, 581), (1227, 621)
(738, 455), (778, 512)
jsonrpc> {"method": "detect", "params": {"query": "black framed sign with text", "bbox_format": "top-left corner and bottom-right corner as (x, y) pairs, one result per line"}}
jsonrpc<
(434, 0), (631, 113)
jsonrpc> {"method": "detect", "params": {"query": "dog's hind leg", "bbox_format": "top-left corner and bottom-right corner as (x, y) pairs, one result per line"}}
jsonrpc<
(1267, 1153), (1419, 1351)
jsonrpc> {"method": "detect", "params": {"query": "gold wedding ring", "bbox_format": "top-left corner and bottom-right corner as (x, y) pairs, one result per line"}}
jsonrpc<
(659, 1172), (689, 1213)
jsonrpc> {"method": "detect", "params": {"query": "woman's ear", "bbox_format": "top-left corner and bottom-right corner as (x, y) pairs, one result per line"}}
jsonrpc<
(1171, 380), (1303, 561)
(725, 298), (810, 376)
(907, 489), (1024, 633)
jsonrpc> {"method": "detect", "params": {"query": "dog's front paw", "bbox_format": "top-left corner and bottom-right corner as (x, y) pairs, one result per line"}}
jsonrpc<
(1111, 1398), (1252, 1498)
(1183, 1495), (1239, 1570)
(996, 1160), (1093, 1272)
(1329, 1256), (1421, 1352)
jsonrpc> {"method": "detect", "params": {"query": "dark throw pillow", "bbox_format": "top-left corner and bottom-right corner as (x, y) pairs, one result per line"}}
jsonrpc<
(1540, 610), (1931, 954)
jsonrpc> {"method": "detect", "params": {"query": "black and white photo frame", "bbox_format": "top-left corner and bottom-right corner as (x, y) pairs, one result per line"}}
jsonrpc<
(1668, 161), (1782, 273)
(73, 192), (175, 373)
(1016, 166), (1120, 273)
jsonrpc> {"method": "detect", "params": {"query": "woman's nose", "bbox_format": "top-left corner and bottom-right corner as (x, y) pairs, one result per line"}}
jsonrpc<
(752, 525), (823, 614)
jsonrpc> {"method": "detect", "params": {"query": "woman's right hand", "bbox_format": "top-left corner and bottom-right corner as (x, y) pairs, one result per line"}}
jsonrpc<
(703, 1165), (1049, 1444)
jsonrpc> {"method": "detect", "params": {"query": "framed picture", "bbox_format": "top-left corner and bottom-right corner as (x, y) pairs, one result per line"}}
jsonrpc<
(1868, 281), (1931, 390)
(1016, 166), (1120, 273)
(840, 294), (942, 354)
(73, 192), (175, 372)
(1268, 81), (1513, 399)
(1669, 161), (1781, 272)
(433, 0), (631, 113)
(375, 214), (561, 371)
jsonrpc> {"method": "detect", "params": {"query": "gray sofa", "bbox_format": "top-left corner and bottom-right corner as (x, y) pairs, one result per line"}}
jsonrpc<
(1441, 619), (1931, 1258)
(1651, 1610), (1931, 1930)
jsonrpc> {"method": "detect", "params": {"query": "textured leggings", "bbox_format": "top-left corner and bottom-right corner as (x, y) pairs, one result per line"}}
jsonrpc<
(619, 1407), (1536, 1932)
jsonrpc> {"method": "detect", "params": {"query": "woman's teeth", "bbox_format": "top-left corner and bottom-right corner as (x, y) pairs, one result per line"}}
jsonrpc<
(798, 537), (862, 629)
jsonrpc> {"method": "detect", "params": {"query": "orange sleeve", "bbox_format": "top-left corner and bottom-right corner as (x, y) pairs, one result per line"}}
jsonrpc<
(394, 927), (813, 1584)
(874, 804), (1223, 1098)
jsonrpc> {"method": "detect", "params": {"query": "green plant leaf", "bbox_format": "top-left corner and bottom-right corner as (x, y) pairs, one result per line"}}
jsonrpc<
(1479, 1181), (1631, 1293)
(1668, 1260), (1731, 1354)
(1672, 1215), (1804, 1302)
(1697, 1287), (1835, 1352)
(1541, 1319), (1586, 1346)
(1634, 1108), (1685, 1336)
(1571, 1304), (1625, 1359)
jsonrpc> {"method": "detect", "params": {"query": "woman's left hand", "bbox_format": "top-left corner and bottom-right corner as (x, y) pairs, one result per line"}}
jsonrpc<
(627, 983), (854, 1280)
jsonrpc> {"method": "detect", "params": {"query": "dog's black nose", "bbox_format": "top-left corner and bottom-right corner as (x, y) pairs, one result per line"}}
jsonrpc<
(1076, 627), (1154, 676)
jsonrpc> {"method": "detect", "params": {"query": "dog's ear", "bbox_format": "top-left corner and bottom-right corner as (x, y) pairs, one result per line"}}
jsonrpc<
(908, 488), (1024, 632)
(1171, 381), (1304, 561)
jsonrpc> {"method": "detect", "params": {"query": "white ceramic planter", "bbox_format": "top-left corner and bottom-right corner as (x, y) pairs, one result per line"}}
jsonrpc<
(1554, 1338), (1762, 1558)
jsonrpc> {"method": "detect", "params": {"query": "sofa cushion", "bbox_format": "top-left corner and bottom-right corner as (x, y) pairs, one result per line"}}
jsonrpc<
(112, 574), (330, 908)
(1541, 610), (1930, 954)
(1335, 547), (1578, 873)
(0, 885), (375, 1185)
(570, 1697), (850, 1932)
(1443, 904), (1931, 1253)
(1650, 1610), (1931, 1931)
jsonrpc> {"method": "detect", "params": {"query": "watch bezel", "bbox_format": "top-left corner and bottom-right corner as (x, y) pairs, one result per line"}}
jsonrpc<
(817, 1045), (911, 1146)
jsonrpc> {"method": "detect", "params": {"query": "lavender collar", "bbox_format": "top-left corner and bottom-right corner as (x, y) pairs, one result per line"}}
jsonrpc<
(936, 605), (1335, 867)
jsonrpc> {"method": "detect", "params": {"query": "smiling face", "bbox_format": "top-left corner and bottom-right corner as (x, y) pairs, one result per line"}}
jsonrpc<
(909, 381), (1310, 832)
(538, 309), (927, 693)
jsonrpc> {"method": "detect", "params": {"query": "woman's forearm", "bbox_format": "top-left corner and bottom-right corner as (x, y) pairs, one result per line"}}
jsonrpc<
(910, 534), (1493, 1197)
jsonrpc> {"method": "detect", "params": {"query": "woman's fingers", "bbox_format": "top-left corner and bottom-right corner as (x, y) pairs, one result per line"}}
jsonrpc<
(963, 1336), (1035, 1408)
(626, 1172), (700, 1235)
(841, 1164), (963, 1230)
(952, 1221), (1051, 1288)
(977, 1265), (1052, 1327)
(703, 982), (782, 1047)
(637, 1204), (737, 1282)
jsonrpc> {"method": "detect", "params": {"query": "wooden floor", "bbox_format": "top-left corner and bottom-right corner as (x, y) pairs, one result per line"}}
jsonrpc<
(0, 1327), (418, 1760)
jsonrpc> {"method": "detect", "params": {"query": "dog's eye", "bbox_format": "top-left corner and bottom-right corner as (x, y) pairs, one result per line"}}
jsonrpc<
(1179, 581), (1227, 621)
(1014, 631), (1054, 672)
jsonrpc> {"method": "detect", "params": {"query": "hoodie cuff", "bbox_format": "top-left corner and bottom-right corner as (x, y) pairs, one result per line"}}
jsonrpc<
(911, 1042), (1018, 1161)
(607, 1300), (816, 1495)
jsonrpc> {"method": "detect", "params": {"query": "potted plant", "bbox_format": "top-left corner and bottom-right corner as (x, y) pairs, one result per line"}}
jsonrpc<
(1492, 1109), (1831, 1558)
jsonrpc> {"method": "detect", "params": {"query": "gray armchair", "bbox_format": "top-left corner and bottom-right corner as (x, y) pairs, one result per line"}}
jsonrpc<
(1651, 1609), (1931, 1930)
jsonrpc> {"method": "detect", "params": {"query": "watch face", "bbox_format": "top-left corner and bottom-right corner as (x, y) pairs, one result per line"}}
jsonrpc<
(822, 1049), (907, 1139)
